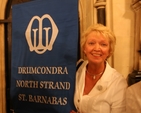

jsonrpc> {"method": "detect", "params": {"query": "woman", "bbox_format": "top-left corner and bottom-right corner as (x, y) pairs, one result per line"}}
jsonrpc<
(70, 24), (127, 113)
(126, 81), (141, 113)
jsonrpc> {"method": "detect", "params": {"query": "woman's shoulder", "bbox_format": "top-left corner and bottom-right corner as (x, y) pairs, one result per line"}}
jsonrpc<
(127, 81), (141, 91)
(76, 59), (84, 66)
(105, 62), (127, 85)
(76, 59), (87, 71)
(106, 62), (123, 77)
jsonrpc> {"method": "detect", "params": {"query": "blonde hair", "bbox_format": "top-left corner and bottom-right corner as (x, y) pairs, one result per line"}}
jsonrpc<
(81, 24), (116, 58)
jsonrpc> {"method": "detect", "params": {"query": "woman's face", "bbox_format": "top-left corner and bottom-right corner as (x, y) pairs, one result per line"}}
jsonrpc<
(84, 31), (110, 65)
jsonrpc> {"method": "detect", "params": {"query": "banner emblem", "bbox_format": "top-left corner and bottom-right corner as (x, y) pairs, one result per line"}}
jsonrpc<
(25, 14), (59, 54)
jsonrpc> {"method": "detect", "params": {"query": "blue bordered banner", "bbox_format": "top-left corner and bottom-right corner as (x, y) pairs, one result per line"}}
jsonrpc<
(11, 0), (78, 112)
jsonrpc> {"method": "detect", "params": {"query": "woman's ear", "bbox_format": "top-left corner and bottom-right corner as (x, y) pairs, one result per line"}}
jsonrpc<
(107, 51), (111, 59)
(83, 49), (86, 54)
(83, 51), (86, 57)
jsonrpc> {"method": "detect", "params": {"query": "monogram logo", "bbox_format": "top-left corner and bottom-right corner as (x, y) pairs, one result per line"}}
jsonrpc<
(25, 14), (59, 54)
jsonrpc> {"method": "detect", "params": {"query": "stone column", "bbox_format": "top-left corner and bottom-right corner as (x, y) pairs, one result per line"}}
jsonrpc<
(128, 0), (141, 86)
(94, 0), (106, 25)
(0, 0), (8, 113)
(131, 0), (141, 71)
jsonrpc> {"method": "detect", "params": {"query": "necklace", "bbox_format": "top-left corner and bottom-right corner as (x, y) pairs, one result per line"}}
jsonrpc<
(86, 69), (103, 79)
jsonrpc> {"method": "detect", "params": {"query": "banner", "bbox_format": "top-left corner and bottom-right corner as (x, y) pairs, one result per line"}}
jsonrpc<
(11, 0), (78, 113)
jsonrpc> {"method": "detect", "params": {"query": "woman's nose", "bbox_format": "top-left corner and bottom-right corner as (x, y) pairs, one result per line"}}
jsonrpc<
(94, 43), (100, 50)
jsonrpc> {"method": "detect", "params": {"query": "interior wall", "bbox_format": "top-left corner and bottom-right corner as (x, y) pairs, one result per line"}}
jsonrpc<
(111, 0), (134, 78)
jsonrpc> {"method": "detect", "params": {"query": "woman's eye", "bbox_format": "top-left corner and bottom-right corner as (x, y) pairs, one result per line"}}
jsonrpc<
(101, 43), (107, 46)
(88, 42), (95, 45)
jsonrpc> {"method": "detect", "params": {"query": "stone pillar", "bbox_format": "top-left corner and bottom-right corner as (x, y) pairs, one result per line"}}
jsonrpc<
(0, 0), (8, 113)
(94, 0), (106, 25)
(131, 0), (141, 71)
(128, 0), (141, 86)
(79, 0), (95, 59)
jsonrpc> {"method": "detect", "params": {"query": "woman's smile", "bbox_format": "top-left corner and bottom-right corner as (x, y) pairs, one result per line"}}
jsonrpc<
(91, 53), (102, 57)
